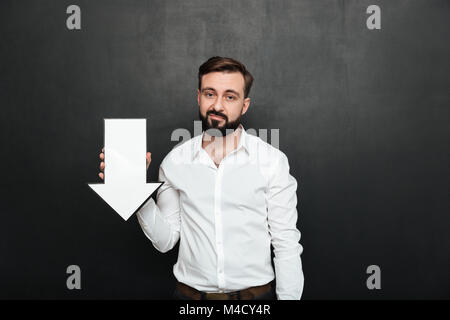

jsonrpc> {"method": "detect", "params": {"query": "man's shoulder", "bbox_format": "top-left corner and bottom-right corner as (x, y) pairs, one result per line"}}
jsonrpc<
(246, 132), (289, 164)
(244, 132), (294, 185)
(160, 134), (200, 168)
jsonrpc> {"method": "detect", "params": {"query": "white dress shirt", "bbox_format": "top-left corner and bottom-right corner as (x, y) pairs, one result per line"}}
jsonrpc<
(136, 125), (304, 299)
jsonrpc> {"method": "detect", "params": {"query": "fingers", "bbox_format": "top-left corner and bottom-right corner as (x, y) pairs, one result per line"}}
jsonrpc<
(99, 148), (151, 179)
(146, 152), (151, 169)
(99, 160), (105, 180)
(99, 147), (105, 180)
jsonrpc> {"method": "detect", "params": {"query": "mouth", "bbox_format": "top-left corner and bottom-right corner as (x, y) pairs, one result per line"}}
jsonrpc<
(209, 114), (225, 121)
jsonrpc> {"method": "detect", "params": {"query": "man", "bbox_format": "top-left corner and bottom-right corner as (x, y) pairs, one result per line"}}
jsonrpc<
(98, 56), (304, 300)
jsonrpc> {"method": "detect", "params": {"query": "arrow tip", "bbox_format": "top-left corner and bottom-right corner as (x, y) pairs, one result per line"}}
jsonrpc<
(88, 182), (163, 221)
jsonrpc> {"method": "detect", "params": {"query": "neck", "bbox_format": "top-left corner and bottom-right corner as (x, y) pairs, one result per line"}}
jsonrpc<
(202, 126), (242, 157)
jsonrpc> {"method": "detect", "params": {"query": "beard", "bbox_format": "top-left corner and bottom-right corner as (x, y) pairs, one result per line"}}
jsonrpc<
(199, 109), (242, 137)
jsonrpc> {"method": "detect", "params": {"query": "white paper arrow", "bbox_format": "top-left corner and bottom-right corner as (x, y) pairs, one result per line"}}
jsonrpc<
(88, 119), (163, 221)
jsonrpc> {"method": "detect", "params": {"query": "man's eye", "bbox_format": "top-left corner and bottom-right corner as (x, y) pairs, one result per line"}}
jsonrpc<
(226, 96), (235, 100)
(205, 92), (214, 97)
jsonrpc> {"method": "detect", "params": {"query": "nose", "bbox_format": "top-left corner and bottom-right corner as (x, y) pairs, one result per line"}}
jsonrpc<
(211, 96), (224, 112)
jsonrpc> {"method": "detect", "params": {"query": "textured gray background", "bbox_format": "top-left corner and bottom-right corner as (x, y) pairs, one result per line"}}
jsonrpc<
(0, 0), (449, 299)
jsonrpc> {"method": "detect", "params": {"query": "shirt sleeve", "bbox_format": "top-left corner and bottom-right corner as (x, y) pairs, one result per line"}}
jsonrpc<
(267, 153), (304, 300)
(136, 163), (181, 253)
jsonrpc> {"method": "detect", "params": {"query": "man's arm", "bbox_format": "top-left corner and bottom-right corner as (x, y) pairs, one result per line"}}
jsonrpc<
(136, 164), (181, 253)
(267, 153), (304, 300)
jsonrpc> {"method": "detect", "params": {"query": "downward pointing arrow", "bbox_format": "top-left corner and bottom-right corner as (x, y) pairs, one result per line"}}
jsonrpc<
(88, 119), (163, 221)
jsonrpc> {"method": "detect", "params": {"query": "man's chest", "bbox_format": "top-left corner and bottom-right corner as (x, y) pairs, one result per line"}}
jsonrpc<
(170, 163), (268, 211)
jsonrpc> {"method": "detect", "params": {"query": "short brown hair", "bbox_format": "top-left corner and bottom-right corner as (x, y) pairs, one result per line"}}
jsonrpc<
(198, 56), (254, 98)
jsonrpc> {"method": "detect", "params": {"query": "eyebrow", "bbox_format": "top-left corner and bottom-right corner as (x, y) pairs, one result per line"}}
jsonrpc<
(201, 87), (241, 98)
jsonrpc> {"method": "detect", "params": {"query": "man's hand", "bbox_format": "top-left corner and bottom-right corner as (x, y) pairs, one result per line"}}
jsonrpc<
(98, 147), (151, 180)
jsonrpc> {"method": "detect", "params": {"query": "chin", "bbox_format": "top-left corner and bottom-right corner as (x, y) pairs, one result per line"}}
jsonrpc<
(209, 120), (225, 127)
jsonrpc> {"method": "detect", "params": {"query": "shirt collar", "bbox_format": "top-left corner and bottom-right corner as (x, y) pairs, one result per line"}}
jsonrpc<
(192, 124), (249, 161)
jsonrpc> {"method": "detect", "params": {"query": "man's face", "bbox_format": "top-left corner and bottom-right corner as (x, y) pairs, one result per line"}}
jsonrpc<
(197, 71), (250, 136)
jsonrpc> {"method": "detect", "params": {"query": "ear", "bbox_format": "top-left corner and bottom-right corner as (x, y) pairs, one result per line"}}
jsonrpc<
(197, 89), (201, 106)
(241, 97), (251, 116)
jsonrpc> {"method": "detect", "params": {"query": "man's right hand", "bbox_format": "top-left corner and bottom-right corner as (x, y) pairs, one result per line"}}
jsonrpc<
(98, 147), (152, 180)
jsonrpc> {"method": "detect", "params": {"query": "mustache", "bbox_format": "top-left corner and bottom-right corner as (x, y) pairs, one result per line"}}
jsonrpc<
(207, 110), (228, 121)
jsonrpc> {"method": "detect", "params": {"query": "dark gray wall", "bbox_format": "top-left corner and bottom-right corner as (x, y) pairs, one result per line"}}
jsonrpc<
(1, 0), (449, 299)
